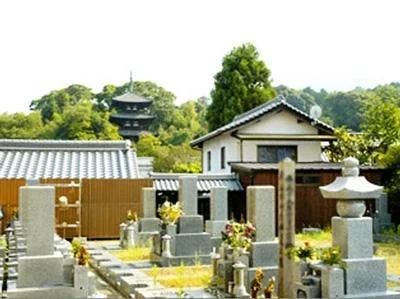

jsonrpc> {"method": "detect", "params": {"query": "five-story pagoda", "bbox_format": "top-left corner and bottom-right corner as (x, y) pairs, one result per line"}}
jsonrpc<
(110, 74), (155, 141)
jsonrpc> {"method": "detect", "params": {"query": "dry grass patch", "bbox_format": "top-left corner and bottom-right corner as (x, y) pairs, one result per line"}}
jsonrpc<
(110, 247), (151, 262)
(142, 265), (212, 288)
(375, 242), (400, 275)
(295, 229), (332, 249)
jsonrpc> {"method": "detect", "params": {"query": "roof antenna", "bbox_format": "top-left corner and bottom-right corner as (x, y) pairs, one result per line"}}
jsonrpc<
(129, 71), (134, 93)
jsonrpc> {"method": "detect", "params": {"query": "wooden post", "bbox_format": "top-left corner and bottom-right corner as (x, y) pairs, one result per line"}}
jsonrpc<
(278, 158), (296, 298)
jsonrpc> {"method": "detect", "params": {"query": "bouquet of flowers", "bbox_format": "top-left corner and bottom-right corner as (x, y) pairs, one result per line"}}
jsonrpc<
(286, 241), (314, 261)
(221, 220), (256, 250)
(126, 210), (138, 222)
(157, 200), (183, 225)
(320, 246), (344, 268)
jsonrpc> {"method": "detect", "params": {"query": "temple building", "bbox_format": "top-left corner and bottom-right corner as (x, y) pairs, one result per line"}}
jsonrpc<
(109, 75), (155, 141)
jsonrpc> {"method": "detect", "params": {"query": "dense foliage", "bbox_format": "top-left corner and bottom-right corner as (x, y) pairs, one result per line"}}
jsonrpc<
(206, 43), (276, 131)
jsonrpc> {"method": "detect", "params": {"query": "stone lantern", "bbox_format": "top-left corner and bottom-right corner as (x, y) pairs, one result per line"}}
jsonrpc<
(320, 157), (383, 217)
(318, 157), (398, 298)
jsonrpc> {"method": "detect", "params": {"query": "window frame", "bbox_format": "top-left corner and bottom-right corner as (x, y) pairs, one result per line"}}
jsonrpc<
(220, 146), (226, 169)
(257, 145), (298, 163)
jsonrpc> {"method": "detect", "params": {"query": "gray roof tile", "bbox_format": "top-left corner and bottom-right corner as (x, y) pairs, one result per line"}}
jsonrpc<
(150, 172), (243, 192)
(0, 139), (140, 179)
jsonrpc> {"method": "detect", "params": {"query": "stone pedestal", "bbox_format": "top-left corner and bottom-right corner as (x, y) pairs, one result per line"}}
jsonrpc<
(74, 264), (89, 298)
(332, 217), (373, 259)
(18, 252), (64, 287)
(320, 265), (344, 298)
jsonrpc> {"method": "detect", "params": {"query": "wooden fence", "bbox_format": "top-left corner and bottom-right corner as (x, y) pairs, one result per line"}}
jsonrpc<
(0, 178), (152, 239)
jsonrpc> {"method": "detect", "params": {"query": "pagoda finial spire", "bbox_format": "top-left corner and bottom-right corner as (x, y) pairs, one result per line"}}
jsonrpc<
(129, 71), (134, 93)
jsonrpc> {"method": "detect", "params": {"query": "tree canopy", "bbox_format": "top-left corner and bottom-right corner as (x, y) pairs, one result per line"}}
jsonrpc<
(206, 43), (276, 131)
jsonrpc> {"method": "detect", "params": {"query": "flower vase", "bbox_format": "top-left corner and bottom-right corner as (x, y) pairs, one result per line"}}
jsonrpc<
(320, 265), (344, 298)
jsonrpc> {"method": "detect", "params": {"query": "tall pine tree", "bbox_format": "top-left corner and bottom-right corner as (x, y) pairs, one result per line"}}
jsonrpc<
(206, 43), (276, 131)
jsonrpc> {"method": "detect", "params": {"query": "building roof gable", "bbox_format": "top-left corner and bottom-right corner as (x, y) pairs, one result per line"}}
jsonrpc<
(190, 95), (335, 147)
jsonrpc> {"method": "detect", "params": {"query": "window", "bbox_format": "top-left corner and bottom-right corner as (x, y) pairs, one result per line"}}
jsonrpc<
(257, 145), (297, 163)
(220, 147), (226, 169)
(207, 151), (211, 171)
(296, 174), (321, 185)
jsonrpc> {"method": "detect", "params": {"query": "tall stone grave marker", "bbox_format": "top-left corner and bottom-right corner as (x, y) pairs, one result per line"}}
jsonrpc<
(277, 158), (295, 299)
(246, 186), (278, 290)
(17, 186), (63, 287)
(135, 187), (160, 246)
(206, 187), (228, 248)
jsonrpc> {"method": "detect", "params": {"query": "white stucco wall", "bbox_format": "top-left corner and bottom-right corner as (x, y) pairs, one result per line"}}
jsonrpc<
(239, 110), (318, 135)
(242, 140), (321, 162)
(202, 134), (240, 173)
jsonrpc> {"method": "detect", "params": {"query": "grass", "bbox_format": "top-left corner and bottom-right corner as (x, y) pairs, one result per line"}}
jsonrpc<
(375, 242), (400, 275)
(142, 264), (212, 288)
(110, 246), (151, 262)
(296, 228), (332, 248)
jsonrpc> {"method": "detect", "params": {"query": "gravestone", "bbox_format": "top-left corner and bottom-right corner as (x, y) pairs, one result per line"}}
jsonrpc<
(246, 186), (278, 293)
(205, 187), (228, 248)
(136, 187), (161, 246)
(17, 186), (64, 287)
(154, 176), (212, 266)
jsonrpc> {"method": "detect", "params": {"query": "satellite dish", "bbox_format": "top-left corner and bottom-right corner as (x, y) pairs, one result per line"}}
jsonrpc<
(310, 105), (322, 119)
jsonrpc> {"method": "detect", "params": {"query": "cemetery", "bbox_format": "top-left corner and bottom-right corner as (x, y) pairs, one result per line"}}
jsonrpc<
(0, 156), (399, 298)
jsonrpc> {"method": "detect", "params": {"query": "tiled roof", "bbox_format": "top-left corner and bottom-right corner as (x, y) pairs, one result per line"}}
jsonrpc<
(150, 172), (243, 192)
(190, 95), (335, 147)
(229, 162), (382, 172)
(113, 92), (152, 104)
(0, 139), (140, 179)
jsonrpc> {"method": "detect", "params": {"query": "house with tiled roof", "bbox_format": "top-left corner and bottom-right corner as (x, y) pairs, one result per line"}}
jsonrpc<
(190, 96), (386, 230)
(191, 95), (336, 173)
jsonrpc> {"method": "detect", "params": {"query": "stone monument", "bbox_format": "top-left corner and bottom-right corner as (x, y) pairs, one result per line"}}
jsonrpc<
(205, 186), (228, 249)
(246, 186), (278, 291)
(153, 176), (212, 266)
(318, 157), (399, 298)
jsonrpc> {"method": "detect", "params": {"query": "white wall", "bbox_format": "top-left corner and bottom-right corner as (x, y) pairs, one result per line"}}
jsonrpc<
(202, 134), (240, 173)
(242, 140), (322, 162)
(239, 110), (318, 135)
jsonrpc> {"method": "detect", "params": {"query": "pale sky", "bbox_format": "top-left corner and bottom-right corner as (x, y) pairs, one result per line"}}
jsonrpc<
(1, 0), (400, 113)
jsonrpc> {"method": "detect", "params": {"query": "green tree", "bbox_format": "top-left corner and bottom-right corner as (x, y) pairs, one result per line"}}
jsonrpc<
(206, 43), (276, 131)
(30, 84), (94, 122)
(45, 100), (121, 140)
(0, 112), (44, 139)
(323, 92), (364, 131)
(361, 95), (400, 155)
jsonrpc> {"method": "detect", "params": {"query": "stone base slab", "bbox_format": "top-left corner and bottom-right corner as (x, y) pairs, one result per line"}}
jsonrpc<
(344, 257), (387, 295)
(139, 218), (161, 232)
(174, 233), (211, 256)
(8, 286), (75, 299)
(160, 254), (211, 267)
(17, 253), (63, 287)
(178, 215), (204, 233)
(250, 241), (278, 267)
(205, 220), (226, 237)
